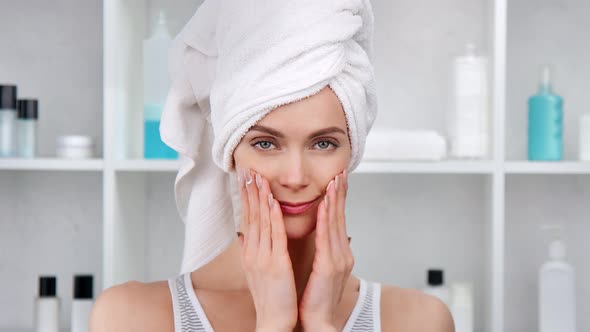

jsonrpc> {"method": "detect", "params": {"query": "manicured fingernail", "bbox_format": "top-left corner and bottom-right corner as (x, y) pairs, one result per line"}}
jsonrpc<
(256, 173), (262, 189)
(326, 179), (334, 192)
(324, 195), (328, 210)
(245, 169), (253, 186)
(268, 193), (274, 208)
(335, 175), (339, 190)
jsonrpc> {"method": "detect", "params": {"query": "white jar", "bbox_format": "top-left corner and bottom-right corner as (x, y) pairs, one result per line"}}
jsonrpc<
(56, 135), (94, 159)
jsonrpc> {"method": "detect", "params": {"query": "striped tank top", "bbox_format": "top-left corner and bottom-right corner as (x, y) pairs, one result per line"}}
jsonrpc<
(168, 272), (382, 332)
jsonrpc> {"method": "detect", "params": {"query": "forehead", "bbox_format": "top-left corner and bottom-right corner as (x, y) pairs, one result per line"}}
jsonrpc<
(255, 86), (347, 131)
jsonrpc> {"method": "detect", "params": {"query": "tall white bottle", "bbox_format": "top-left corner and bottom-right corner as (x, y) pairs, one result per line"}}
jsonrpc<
(448, 43), (489, 159)
(539, 225), (576, 332)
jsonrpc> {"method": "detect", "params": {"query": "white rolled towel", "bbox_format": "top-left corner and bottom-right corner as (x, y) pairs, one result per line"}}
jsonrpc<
(363, 129), (447, 161)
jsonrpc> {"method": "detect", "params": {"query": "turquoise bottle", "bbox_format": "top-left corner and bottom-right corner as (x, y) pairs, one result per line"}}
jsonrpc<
(143, 12), (178, 160)
(528, 65), (563, 161)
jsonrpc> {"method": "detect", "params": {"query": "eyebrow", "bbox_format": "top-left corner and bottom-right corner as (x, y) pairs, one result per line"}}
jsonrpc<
(249, 125), (347, 139)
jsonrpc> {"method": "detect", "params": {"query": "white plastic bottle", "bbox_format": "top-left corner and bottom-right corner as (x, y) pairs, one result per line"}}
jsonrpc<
(422, 269), (450, 307)
(71, 275), (94, 332)
(539, 225), (576, 332)
(35, 276), (60, 332)
(450, 282), (474, 332)
(448, 43), (489, 159)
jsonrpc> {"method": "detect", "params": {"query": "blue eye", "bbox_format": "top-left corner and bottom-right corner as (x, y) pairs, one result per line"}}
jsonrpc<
(315, 140), (338, 150)
(254, 140), (275, 150)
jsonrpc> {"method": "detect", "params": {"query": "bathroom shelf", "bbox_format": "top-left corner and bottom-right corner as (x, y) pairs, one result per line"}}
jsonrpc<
(112, 159), (182, 172)
(504, 161), (590, 174)
(357, 160), (495, 174)
(0, 158), (104, 171)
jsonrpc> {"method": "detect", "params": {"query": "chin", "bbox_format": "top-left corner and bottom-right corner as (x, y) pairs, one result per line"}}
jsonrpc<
(283, 211), (317, 240)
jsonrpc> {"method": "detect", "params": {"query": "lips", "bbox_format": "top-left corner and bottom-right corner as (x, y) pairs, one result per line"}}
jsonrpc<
(278, 197), (319, 215)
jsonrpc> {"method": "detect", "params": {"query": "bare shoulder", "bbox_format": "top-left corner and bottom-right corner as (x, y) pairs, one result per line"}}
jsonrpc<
(89, 279), (173, 332)
(380, 284), (454, 332)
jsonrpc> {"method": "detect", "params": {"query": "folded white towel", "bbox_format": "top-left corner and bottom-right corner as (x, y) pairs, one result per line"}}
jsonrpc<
(160, 0), (377, 274)
(364, 129), (448, 161)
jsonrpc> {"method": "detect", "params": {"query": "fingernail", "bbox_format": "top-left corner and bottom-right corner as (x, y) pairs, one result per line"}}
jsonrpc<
(256, 173), (262, 189)
(268, 193), (274, 208)
(326, 179), (334, 192)
(324, 195), (328, 210)
(245, 169), (253, 186)
(335, 175), (339, 190)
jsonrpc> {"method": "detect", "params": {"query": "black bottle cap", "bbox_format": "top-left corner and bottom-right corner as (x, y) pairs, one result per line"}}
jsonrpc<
(427, 269), (444, 286)
(39, 276), (57, 297)
(17, 99), (38, 119)
(0, 85), (17, 109)
(73, 275), (93, 299)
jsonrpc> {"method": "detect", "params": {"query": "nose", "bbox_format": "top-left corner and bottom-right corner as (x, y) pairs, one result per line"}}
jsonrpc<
(277, 151), (310, 191)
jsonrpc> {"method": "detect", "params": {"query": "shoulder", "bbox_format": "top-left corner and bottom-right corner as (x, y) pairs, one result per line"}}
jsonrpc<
(379, 283), (454, 332)
(89, 279), (174, 332)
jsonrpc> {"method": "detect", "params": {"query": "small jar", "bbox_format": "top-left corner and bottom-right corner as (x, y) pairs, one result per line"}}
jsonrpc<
(0, 85), (18, 157)
(17, 99), (39, 158)
(56, 135), (94, 159)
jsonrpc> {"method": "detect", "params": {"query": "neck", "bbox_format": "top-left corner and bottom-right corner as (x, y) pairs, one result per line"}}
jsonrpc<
(189, 232), (317, 297)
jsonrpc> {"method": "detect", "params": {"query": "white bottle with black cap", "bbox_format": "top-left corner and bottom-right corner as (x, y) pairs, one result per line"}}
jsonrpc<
(71, 275), (94, 332)
(422, 269), (451, 307)
(16, 99), (38, 158)
(35, 276), (60, 332)
(0, 85), (18, 157)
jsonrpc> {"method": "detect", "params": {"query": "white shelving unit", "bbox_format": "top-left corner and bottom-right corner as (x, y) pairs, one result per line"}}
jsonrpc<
(1, 0), (589, 331)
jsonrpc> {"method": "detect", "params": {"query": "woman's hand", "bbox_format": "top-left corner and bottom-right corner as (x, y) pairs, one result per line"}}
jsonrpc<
(299, 170), (354, 330)
(237, 168), (298, 332)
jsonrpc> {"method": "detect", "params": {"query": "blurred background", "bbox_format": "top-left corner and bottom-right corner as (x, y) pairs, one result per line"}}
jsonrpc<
(1, 0), (589, 331)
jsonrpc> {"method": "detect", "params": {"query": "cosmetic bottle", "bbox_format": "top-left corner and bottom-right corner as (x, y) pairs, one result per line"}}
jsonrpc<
(143, 11), (177, 159)
(448, 43), (489, 159)
(579, 113), (590, 161)
(16, 99), (38, 158)
(422, 269), (450, 307)
(71, 275), (94, 332)
(528, 65), (563, 161)
(35, 276), (60, 332)
(0, 85), (18, 157)
(539, 225), (575, 332)
(450, 282), (474, 332)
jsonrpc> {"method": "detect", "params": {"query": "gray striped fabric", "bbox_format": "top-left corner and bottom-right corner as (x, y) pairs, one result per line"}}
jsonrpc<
(171, 273), (379, 331)
(350, 281), (375, 331)
(175, 274), (208, 332)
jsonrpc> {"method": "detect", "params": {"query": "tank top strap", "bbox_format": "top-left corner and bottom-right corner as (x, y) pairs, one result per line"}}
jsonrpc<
(168, 273), (213, 332)
(343, 278), (382, 332)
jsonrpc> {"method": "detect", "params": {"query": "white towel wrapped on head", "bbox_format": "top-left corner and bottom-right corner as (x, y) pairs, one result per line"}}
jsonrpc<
(160, 0), (378, 274)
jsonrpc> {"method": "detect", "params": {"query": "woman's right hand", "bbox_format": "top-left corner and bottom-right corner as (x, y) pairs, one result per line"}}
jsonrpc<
(237, 168), (298, 332)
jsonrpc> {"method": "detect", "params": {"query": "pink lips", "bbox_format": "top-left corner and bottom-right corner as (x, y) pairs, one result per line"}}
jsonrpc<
(279, 199), (318, 215)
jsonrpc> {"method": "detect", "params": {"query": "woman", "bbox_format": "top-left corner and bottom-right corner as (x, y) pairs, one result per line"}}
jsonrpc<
(90, 0), (454, 330)
(89, 87), (453, 332)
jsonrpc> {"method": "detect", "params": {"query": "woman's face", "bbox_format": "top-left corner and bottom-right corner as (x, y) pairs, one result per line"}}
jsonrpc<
(233, 86), (352, 239)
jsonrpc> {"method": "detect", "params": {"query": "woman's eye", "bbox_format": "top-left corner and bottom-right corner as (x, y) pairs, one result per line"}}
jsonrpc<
(253, 140), (275, 150)
(315, 140), (337, 150)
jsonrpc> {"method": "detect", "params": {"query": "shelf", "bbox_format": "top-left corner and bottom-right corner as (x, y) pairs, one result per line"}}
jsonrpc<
(112, 159), (182, 172)
(0, 158), (104, 171)
(505, 161), (590, 174)
(356, 160), (495, 174)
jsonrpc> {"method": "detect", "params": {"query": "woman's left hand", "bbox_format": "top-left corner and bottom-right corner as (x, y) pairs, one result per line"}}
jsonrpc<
(299, 169), (354, 330)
